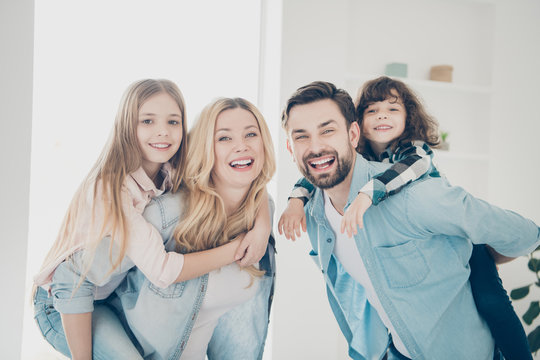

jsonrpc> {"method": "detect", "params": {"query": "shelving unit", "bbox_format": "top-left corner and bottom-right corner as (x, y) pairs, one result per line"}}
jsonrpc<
(339, 0), (495, 201)
(343, 73), (493, 200)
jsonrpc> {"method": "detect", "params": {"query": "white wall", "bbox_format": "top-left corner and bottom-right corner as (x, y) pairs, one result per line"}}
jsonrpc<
(0, 0), (34, 357)
(271, 1), (351, 359)
(490, 0), (540, 348)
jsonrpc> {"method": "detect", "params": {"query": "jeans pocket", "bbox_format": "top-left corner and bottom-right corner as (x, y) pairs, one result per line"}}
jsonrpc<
(374, 240), (429, 289)
(147, 281), (186, 298)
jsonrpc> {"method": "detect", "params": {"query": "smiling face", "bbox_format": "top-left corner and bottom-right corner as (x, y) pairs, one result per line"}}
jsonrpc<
(286, 99), (359, 189)
(136, 92), (183, 178)
(361, 89), (406, 155)
(212, 107), (264, 192)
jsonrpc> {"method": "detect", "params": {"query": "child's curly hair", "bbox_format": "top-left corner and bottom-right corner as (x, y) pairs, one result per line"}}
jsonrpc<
(355, 76), (440, 156)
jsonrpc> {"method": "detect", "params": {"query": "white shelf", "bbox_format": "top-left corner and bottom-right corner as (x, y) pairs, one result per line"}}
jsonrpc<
(345, 73), (492, 95)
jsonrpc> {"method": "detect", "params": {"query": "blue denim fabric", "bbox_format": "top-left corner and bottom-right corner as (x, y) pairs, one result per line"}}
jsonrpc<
(33, 287), (143, 359)
(112, 190), (276, 360)
(208, 243), (276, 360)
(470, 244), (533, 360)
(32, 189), (180, 358)
(304, 154), (540, 360)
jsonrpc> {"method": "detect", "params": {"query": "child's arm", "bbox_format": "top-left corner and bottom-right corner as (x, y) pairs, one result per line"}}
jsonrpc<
(235, 190), (271, 267)
(278, 177), (313, 241)
(120, 189), (244, 288)
(47, 260), (98, 360)
(341, 141), (434, 236)
(176, 237), (243, 281)
(61, 312), (92, 360)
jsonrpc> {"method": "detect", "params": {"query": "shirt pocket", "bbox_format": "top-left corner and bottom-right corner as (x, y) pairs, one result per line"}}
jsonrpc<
(374, 240), (429, 289)
(147, 281), (186, 298)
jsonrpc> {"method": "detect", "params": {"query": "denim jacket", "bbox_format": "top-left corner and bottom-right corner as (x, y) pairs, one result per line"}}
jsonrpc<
(305, 154), (540, 360)
(112, 189), (276, 360)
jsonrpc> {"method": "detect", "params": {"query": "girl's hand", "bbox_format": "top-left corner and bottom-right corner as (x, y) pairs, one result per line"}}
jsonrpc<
(341, 192), (372, 237)
(277, 198), (306, 241)
(235, 227), (270, 267)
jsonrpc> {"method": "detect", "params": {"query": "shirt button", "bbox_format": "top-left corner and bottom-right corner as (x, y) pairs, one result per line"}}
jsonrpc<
(321, 269), (325, 274)
(326, 238), (332, 243)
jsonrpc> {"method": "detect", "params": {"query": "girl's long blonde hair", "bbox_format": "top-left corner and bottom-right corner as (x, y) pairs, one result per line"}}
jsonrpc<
(38, 79), (187, 282)
(174, 98), (275, 276)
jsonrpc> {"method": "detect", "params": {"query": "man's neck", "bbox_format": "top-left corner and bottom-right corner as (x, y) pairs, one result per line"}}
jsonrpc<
(323, 157), (355, 216)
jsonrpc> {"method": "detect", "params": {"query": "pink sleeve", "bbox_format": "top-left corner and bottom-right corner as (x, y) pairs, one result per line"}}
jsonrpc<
(121, 188), (184, 288)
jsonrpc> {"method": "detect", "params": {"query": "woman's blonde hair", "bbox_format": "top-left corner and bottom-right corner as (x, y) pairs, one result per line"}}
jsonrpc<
(38, 79), (187, 283)
(174, 98), (275, 276)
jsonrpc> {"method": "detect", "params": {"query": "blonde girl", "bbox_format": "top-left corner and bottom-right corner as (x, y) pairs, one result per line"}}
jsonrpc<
(33, 81), (270, 360)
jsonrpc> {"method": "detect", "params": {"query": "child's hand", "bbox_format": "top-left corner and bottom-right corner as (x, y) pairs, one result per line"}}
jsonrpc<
(235, 225), (269, 268)
(278, 198), (306, 241)
(341, 192), (372, 237)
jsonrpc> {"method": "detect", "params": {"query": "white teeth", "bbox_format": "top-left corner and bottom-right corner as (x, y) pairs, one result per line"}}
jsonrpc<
(375, 126), (391, 130)
(151, 143), (170, 148)
(311, 158), (332, 165)
(231, 159), (252, 166)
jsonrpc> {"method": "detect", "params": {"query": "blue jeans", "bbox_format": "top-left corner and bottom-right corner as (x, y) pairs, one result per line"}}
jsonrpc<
(33, 287), (143, 359)
(469, 244), (532, 360)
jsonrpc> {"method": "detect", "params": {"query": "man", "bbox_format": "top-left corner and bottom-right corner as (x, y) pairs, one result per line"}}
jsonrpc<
(282, 81), (539, 360)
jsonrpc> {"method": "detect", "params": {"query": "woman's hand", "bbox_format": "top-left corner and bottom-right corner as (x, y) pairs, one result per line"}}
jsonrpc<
(277, 198), (306, 241)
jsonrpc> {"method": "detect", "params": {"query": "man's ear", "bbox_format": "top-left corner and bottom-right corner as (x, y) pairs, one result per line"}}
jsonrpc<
(349, 122), (361, 149)
(286, 139), (296, 163)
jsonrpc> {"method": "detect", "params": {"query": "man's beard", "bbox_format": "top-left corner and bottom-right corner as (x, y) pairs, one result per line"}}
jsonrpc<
(300, 148), (354, 189)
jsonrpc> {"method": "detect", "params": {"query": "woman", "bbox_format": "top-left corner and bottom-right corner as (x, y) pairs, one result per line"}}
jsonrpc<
(33, 80), (271, 359)
(113, 97), (276, 359)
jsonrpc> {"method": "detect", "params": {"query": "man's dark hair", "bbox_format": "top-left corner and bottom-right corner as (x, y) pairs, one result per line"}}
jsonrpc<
(281, 81), (356, 128)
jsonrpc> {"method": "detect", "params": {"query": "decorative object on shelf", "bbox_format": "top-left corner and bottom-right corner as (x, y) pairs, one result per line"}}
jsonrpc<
(509, 246), (540, 355)
(385, 63), (408, 78)
(430, 65), (453, 82)
(438, 131), (450, 150)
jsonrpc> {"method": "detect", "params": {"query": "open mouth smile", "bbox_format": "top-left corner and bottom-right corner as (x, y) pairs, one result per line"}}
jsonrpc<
(150, 143), (172, 149)
(374, 125), (392, 131)
(230, 158), (254, 169)
(308, 156), (335, 170)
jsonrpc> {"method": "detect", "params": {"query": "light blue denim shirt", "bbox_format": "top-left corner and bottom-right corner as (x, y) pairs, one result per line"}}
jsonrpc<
(305, 154), (540, 360)
(112, 189), (276, 360)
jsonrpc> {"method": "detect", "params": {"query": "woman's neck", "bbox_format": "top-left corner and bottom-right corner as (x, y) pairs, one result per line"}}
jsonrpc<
(214, 183), (249, 216)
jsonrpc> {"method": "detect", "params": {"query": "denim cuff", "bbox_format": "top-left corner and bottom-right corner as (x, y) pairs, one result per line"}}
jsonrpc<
(51, 259), (96, 314)
(53, 293), (95, 314)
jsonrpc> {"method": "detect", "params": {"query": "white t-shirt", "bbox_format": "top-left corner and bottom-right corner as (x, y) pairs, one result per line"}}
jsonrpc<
(181, 263), (260, 359)
(324, 192), (411, 358)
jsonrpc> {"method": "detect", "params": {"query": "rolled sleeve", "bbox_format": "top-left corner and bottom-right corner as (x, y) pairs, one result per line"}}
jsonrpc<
(51, 260), (96, 314)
